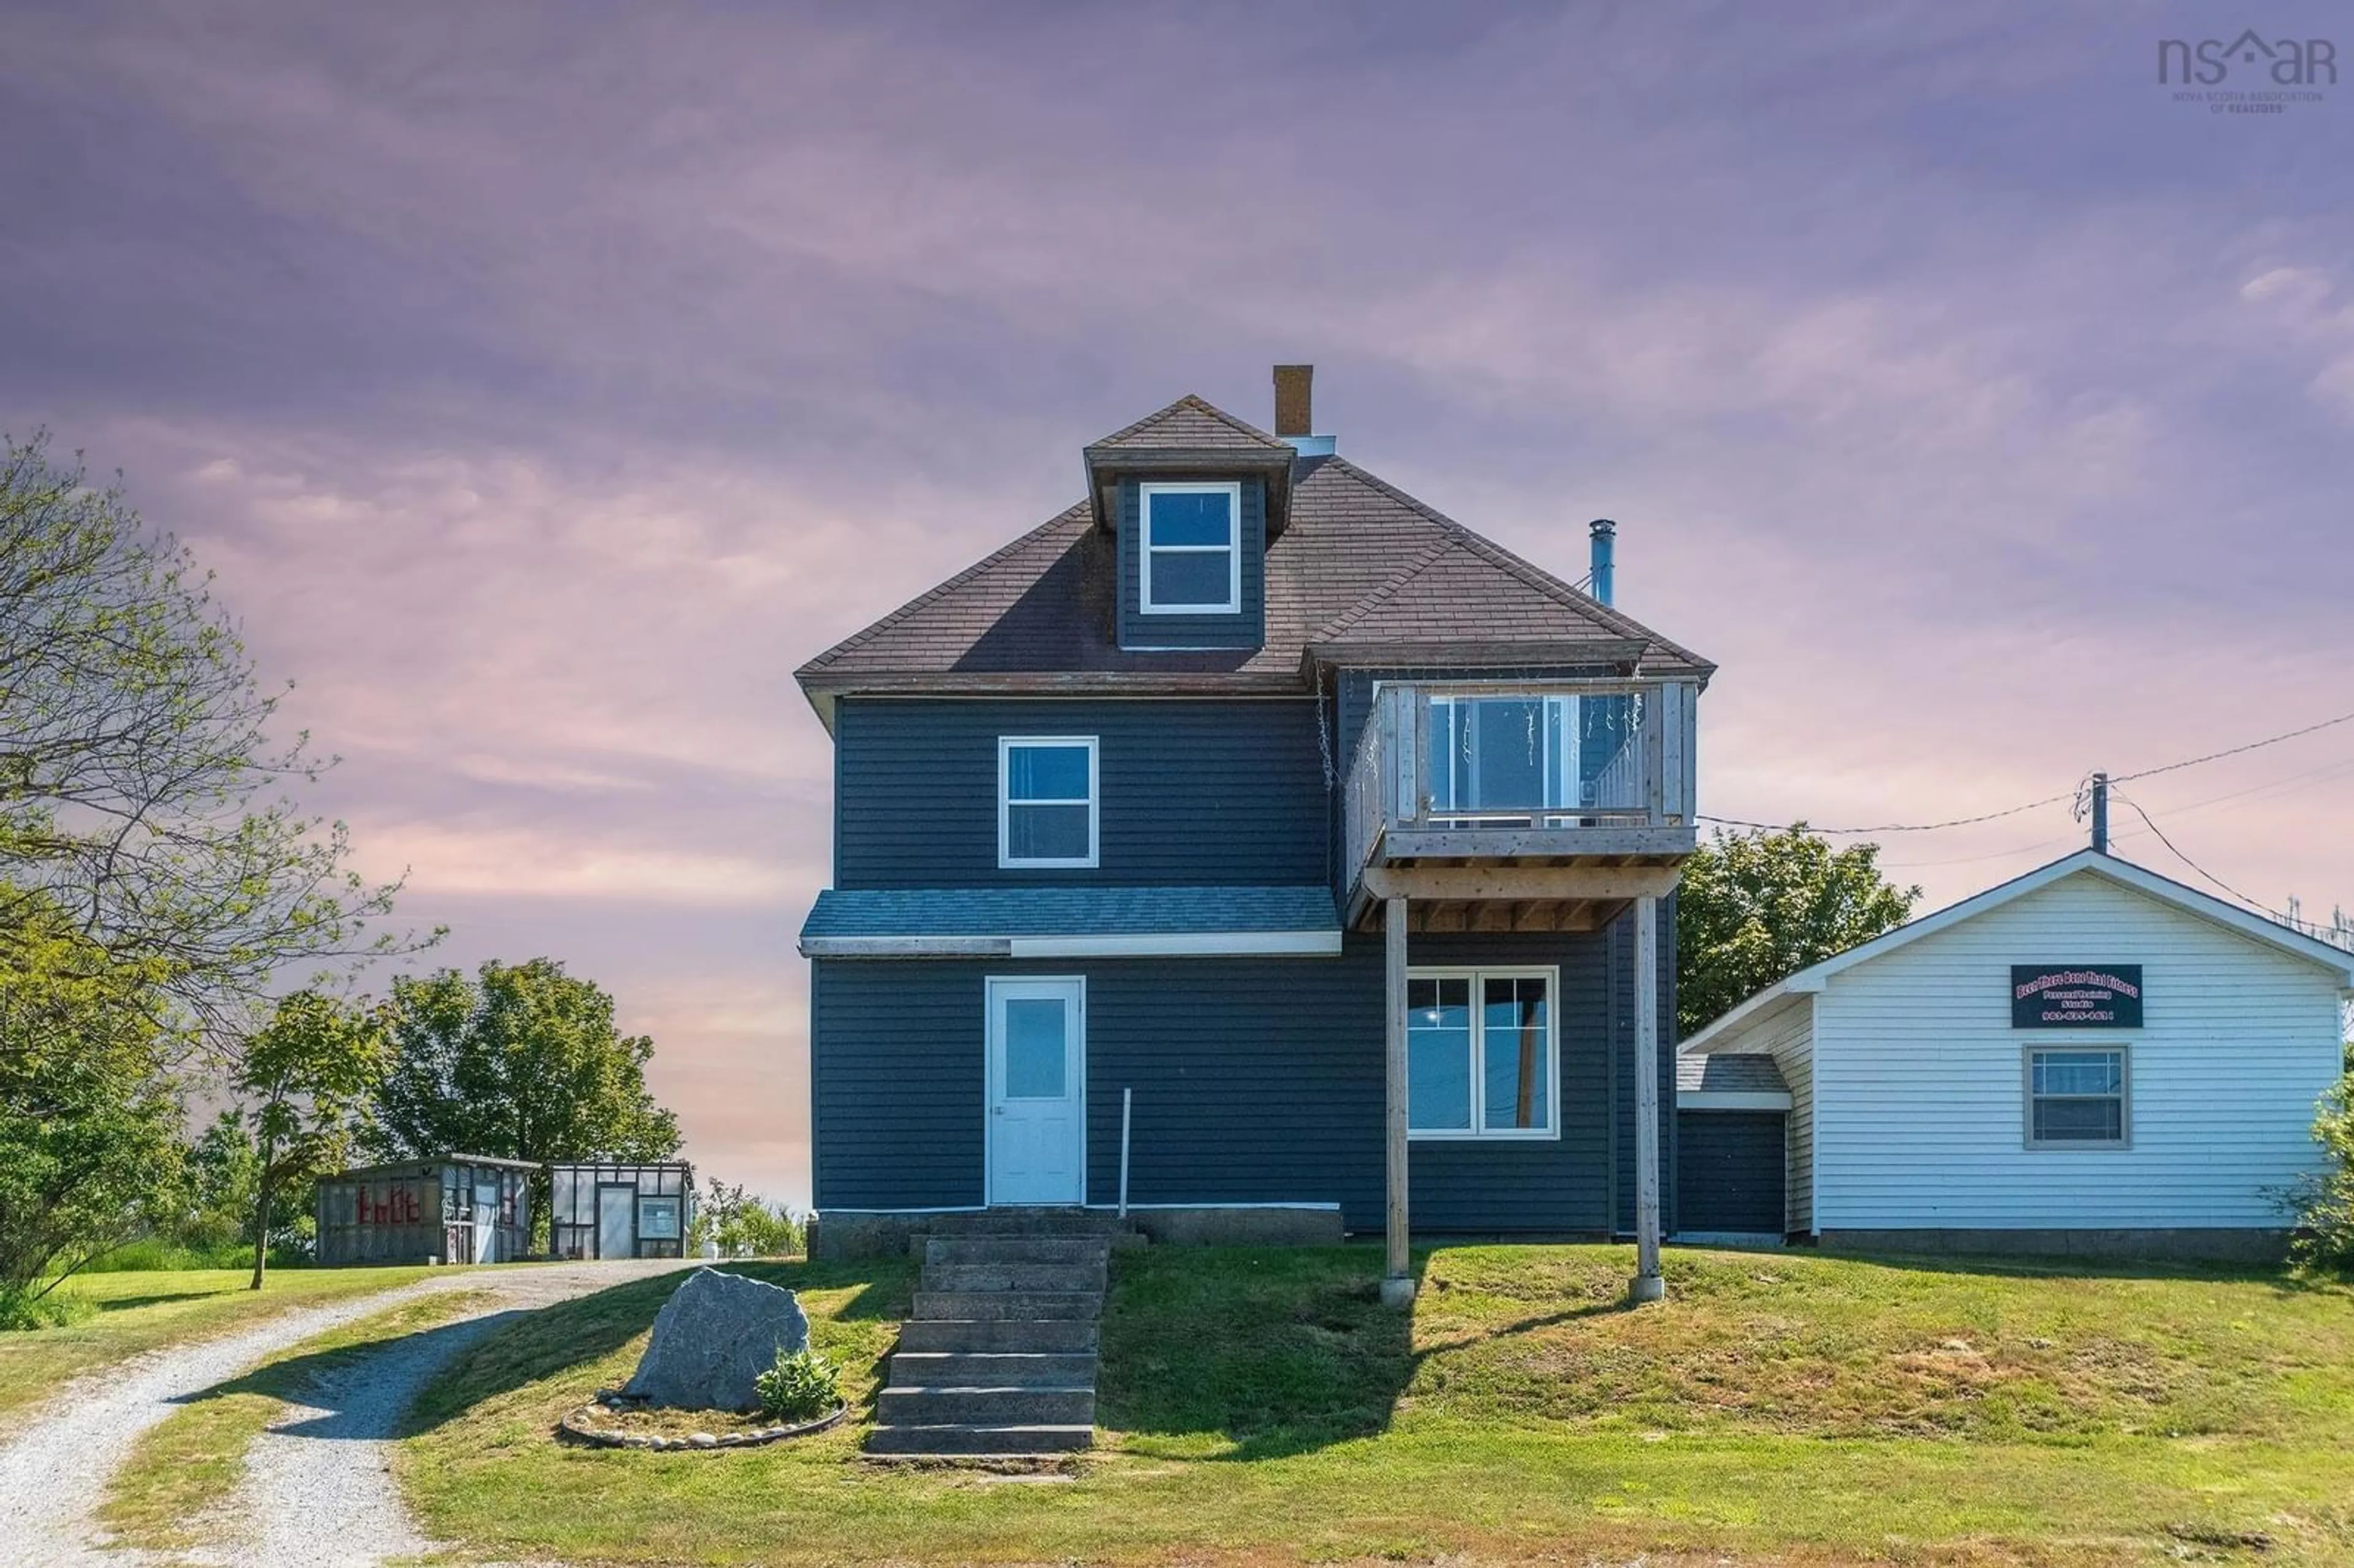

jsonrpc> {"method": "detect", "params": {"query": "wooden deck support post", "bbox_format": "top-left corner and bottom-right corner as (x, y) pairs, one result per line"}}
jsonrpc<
(1381, 894), (1416, 1307)
(1629, 894), (1666, 1303)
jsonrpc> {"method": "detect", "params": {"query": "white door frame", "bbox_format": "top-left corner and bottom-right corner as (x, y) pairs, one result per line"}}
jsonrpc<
(984, 976), (1087, 1207)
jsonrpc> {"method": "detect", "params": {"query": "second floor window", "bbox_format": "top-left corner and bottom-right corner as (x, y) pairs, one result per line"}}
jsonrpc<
(1138, 482), (1242, 614)
(999, 737), (1099, 869)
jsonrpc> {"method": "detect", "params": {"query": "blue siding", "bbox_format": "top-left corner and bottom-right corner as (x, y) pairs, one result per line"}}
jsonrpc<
(1676, 1110), (1786, 1233)
(1115, 479), (1266, 650)
(810, 957), (985, 1210)
(810, 915), (1652, 1235)
(833, 698), (1327, 889)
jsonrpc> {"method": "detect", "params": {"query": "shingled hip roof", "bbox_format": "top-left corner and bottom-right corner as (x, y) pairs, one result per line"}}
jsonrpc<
(796, 395), (1713, 712)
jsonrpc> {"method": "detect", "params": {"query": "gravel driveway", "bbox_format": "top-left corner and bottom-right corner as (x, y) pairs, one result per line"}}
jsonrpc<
(0, 1259), (692, 1567)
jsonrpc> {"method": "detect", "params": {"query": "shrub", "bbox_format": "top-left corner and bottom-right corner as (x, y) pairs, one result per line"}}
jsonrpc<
(0, 1287), (94, 1331)
(753, 1346), (840, 1422)
(687, 1179), (804, 1258)
(2289, 1070), (2354, 1271)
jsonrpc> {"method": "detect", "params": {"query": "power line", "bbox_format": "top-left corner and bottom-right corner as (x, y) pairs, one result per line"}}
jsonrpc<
(2108, 787), (2279, 916)
(1696, 790), (2078, 837)
(1707, 701), (2354, 839)
(2114, 706), (2354, 785)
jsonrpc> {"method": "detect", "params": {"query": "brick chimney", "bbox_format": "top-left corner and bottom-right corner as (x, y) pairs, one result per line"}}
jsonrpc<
(1272, 365), (1334, 456)
(1273, 364), (1312, 435)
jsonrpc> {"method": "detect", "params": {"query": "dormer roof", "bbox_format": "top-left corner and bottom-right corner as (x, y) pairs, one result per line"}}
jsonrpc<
(1081, 394), (1297, 536)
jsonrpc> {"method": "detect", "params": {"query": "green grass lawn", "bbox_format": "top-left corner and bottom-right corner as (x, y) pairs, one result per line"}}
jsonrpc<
(0, 1265), (442, 1420)
(397, 1244), (2354, 1567)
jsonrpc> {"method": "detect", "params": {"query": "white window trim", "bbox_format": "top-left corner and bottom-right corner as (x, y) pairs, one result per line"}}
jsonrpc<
(2022, 1043), (2133, 1151)
(1137, 481), (1243, 616)
(1406, 964), (1562, 1141)
(997, 736), (1099, 870)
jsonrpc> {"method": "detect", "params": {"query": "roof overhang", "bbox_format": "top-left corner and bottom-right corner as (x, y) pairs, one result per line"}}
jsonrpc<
(1081, 444), (1297, 536)
(796, 669), (1313, 733)
(799, 884), (1345, 959)
(802, 929), (1344, 959)
(1678, 1089), (1795, 1111)
(1302, 637), (1652, 676)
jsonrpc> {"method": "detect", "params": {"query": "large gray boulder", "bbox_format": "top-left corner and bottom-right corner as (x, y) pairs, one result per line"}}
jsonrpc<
(623, 1268), (811, 1411)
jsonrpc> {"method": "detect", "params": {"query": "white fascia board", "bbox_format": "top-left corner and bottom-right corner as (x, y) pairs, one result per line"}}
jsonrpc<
(1680, 987), (1814, 1056)
(798, 936), (1013, 959)
(1008, 930), (1343, 958)
(1677, 1090), (1795, 1111)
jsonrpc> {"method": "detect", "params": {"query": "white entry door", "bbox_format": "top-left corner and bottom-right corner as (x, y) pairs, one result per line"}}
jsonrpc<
(987, 978), (1085, 1206)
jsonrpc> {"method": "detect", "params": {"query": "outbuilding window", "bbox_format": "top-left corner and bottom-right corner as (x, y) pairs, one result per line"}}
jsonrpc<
(999, 737), (1099, 869)
(1138, 482), (1242, 614)
(2025, 1048), (2128, 1147)
(1407, 967), (1558, 1139)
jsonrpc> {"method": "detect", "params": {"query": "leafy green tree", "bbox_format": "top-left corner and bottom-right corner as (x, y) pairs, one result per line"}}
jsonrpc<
(372, 960), (681, 1201)
(1676, 826), (1921, 1038)
(0, 899), (183, 1315)
(235, 991), (389, 1290)
(1, 433), (425, 1306)
(0, 433), (421, 1050)
(180, 1111), (262, 1255)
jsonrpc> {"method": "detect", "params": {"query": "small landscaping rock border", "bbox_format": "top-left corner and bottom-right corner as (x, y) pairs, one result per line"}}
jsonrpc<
(559, 1398), (847, 1452)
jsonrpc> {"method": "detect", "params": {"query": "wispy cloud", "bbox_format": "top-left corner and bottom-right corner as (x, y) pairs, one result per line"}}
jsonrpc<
(5, 3), (2351, 1203)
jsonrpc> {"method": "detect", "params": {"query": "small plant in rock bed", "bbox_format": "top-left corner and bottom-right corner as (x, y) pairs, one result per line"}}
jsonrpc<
(753, 1347), (839, 1422)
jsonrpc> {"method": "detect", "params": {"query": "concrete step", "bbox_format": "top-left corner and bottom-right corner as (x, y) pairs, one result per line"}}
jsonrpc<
(888, 1351), (1096, 1389)
(922, 1261), (1105, 1294)
(912, 1289), (1102, 1322)
(923, 1235), (1110, 1267)
(864, 1421), (1094, 1456)
(918, 1208), (1135, 1237)
(894, 1317), (1100, 1354)
(877, 1385), (1095, 1426)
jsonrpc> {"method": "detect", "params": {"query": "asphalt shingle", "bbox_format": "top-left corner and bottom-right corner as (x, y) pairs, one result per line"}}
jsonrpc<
(800, 885), (1342, 941)
(797, 398), (1714, 694)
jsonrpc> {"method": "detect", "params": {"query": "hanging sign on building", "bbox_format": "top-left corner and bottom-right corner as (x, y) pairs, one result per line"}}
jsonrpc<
(2011, 964), (2143, 1028)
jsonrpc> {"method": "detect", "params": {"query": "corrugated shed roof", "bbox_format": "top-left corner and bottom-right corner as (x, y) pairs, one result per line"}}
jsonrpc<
(797, 408), (1714, 695)
(1675, 1054), (1790, 1095)
(800, 885), (1341, 941)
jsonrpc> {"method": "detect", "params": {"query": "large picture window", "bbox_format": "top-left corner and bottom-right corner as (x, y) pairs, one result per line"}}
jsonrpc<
(2025, 1047), (2128, 1147)
(999, 737), (1098, 869)
(1138, 481), (1242, 614)
(1407, 967), (1557, 1138)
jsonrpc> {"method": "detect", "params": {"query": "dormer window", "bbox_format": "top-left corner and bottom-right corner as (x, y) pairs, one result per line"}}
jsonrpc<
(1138, 482), (1242, 615)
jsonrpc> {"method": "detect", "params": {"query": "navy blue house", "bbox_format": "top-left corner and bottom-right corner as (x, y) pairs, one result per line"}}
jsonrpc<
(796, 368), (1713, 1296)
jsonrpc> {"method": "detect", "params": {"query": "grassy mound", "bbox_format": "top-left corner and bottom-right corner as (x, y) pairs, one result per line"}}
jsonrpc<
(394, 1244), (2354, 1567)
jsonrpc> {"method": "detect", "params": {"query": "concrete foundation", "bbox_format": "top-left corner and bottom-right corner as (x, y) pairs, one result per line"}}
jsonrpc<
(1815, 1227), (2293, 1266)
(812, 1206), (1344, 1262)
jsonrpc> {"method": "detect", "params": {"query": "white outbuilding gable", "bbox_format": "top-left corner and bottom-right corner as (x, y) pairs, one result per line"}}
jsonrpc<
(1682, 851), (2354, 1255)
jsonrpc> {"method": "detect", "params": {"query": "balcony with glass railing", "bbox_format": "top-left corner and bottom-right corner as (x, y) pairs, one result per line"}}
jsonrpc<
(1342, 679), (1698, 914)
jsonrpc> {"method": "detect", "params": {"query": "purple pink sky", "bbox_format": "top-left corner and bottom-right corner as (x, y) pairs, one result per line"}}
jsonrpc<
(6, 6), (2351, 1208)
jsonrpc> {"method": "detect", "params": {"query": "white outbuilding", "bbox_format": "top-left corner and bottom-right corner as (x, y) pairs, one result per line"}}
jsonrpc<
(1678, 849), (2354, 1262)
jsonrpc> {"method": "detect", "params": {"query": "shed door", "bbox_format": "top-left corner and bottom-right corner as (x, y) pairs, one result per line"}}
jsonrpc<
(596, 1184), (636, 1259)
(472, 1182), (500, 1262)
(1675, 1110), (1786, 1235)
(986, 978), (1085, 1206)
